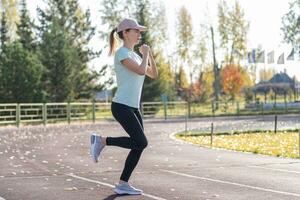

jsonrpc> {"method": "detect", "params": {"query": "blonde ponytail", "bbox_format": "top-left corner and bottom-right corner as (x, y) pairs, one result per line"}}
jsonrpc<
(108, 28), (117, 56)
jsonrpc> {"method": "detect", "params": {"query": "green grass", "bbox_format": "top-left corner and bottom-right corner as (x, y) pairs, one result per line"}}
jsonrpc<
(176, 129), (300, 158)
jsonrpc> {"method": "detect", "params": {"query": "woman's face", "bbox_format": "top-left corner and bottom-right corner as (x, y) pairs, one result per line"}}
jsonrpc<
(124, 29), (141, 45)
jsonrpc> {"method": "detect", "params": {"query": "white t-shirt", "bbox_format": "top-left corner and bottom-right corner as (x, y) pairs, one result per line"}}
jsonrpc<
(112, 47), (145, 108)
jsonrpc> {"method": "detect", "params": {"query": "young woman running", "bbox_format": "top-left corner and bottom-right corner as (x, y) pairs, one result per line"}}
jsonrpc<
(90, 18), (158, 195)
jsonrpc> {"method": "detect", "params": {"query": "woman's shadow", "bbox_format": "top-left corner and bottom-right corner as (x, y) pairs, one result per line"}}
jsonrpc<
(102, 194), (130, 200)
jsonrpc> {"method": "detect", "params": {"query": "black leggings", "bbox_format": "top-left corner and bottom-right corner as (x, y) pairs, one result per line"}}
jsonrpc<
(106, 102), (148, 182)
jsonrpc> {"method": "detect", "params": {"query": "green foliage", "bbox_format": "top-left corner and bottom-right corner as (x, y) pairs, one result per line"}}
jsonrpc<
(98, 0), (129, 90)
(39, 17), (74, 102)
(136, 0), (177, 102)
(0, 12), (9, 49)
(156, 57), (176, 101)
(218, 1), (249, 64)
(281, 0), (300, 53)
(177, 6), (193, 63)
(244, 87), (254, 103)
(142, 55), (176, 102)
(0, 0), (19, 41)
(37, 0), (99, 102)
(99, 0), (175, 101)
(0, 42), (43, 103)
(176, 66), (189, 100)
(201, 67), (214, 101)
(99, 0), (127, 43)
(17, 0), (36, 51)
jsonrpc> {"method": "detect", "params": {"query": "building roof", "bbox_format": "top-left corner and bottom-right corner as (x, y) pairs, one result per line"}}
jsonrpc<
(269, 72), (294, 84)
(254, 72), (297, 93)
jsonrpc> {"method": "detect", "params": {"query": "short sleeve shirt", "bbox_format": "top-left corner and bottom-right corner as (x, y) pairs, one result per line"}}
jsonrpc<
(112, 47), (145, 108)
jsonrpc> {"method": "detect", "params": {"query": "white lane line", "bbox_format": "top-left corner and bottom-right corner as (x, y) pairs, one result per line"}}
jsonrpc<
(67, 173), (166, 200)
(161, 169), (300, 198)
(0, 197), (6, 200)
(248, 165), (300, 174)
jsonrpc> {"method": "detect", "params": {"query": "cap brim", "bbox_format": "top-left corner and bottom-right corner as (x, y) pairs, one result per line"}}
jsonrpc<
(136, 25), (147, 32)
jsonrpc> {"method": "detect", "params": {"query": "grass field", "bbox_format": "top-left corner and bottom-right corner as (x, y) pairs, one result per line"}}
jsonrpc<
(177, 130), (300, 158)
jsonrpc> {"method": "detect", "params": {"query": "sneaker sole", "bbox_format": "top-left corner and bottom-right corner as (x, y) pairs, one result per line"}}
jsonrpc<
(114, 188), (142, 195)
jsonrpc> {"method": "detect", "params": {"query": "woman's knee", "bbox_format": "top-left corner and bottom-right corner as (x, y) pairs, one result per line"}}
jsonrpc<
(136, 138), (148, 150)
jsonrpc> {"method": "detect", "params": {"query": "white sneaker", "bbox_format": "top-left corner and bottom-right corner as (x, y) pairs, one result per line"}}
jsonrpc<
(90, 134), (104, 163)
(114, 182), (143, 195)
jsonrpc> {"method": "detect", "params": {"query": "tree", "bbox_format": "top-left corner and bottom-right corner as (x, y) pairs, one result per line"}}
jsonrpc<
(16, 0), (37, 51)
(201, 66), (215, 102)
(176, 66), (189, 100)
(132, 0), (175, 102)
(99, 0), (128, 90)
(133, 0), (160, 102)
(0, 11), (10, 99)
(147, 1), (168, 53)
(65, 0), (100, 99)
(194, 26), (208, 76)
(218, 0), (249, 64)
(39, 17), (73, 102)
(156, 57), (176, 100)
(0, 0), (19, 41)
(0, 11), (10, 50)
(0, 41), (43, 103)
(177, 6), (194, 99)
(281, 0), (300, 54)
(37, 0), (99, 102)
(220, 64), (244, 100)
(177, 6), (193, 65)
(99, 0), (175, 101)
(99, 0), (124, 42)
(240, 67), (253, 87)
(148, 1), (175, 101)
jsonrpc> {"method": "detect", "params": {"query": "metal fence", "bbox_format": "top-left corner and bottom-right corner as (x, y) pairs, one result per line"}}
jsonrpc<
(0, 101), (188, 126)
(0, 100), (299, 126)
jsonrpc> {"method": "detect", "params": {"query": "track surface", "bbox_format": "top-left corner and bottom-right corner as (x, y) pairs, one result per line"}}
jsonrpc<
(0, 114), (300, 200)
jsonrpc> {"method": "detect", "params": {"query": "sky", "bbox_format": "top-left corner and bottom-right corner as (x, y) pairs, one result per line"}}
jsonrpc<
(26, 0), (299, 81)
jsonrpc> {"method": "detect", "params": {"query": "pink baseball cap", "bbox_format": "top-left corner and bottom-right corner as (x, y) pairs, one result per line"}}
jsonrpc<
(116, 18), (147, 33)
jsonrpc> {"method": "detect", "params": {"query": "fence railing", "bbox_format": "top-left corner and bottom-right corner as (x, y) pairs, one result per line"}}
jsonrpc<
(0, 101), (188, 126)
(0, 100), (299, 126)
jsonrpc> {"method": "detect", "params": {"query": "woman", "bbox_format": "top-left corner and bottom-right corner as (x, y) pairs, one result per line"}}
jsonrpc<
(90, 18), (158, 195)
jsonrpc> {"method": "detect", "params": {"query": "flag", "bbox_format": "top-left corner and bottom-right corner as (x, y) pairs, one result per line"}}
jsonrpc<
(267, 51), (274, 64)
(277, 53), (284, 64)
(287, 48), (294, 60)
(247, 49), (256, 63)
(256, 50), (265, 63)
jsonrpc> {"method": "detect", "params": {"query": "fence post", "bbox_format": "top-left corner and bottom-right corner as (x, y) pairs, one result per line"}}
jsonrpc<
(274, 115), (278, 133)
(185, 102), (188, 134)
(43, 103), (47, 126)
(261, 103), (264, 115)
(236, 101), (240, 116)
(210, 122), (214, 147)
(284, 98), (287, 113)
(162, 100), (168, 120)
(16, 104), (20, 127)
(187, 101), (191, 118)
(211, 101), (215, 117)
(67, 102), (71, 124)
(92, 100), (96, 123)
